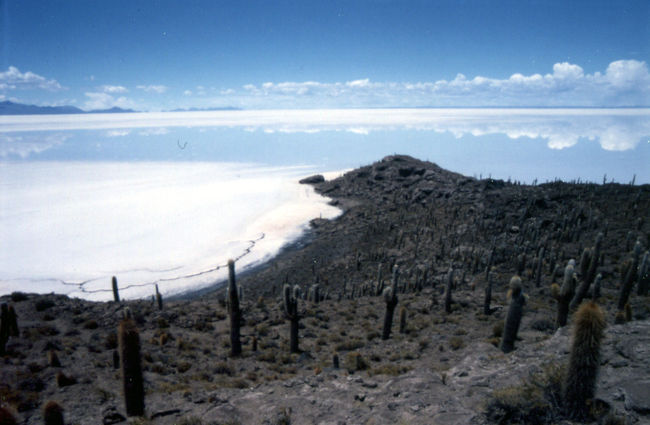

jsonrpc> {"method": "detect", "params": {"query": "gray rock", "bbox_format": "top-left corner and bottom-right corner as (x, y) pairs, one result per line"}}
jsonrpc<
(623, 381), (650, 413)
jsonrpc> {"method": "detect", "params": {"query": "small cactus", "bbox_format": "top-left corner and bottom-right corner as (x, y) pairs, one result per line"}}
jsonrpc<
(155, 284), (163, 311)
(227, 260), (242, 357)
(563, 301), (606, 421)
(48, 350), (61, 367)
(112, 276), (120, 302)
(43, 401), (64, 425)
(333, 353), (339, 369)
(500, 276), (526, 353)
(592, 273), (602, 300)
(118, 318), (144, 416)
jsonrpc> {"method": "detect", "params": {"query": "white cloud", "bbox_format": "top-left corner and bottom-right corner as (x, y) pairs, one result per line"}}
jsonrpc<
(101, 85), (128, 94)
(231, 60), (650, 108)
(138, 127), (169, 136)
(183, 90), (192, 96)
(106, 130), (131, 137)
(136, 85), (167, 94)
(0, 66), (64, 91)
(0, 134), (67, 158)
(84, 92), (134, 111)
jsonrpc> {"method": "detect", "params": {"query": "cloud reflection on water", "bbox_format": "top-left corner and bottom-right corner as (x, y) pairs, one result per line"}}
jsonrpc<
(1, 108), (648, 154)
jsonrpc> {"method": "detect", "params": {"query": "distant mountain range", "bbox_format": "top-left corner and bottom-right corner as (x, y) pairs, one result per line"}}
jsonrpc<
(0, 101), (136, 115)
(0, 101), (244, 115)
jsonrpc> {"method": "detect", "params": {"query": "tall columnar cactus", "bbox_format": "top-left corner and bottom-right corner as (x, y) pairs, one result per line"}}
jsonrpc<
(444, 267), (454, 314)
(534, 246), (545, 288)
(118, 318), (144, 417)
(381, 265), (399, 340)
(638, 251), (649, 296)
(399, 306), (407, 334)
(155, 284), (163, 311)
(592, 273), (602, 300)
(43, 401), (65, 425)
(483, 269), (493, 315)
(227, 260), (242, 357)
(563, 301), (606, 421)
(570, 233), (603, 311)
(0, 303), (10, 355)
(283, 284), (301, 353)
(617, 240), (642, 311)
(554, 263), (576, 328)
(500, 276), (526, 353)
(112, 276), (120, 303)
(376, 263), (384, 296)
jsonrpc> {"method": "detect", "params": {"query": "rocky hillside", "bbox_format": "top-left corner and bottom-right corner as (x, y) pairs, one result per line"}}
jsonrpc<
(1, 155), (649, 425)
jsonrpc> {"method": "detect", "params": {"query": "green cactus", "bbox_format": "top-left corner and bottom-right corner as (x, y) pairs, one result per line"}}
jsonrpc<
(227, 259), (242, 357)
(399, 306), (407, 334)
(118, 318), (144, 417)
(444, 267), (454, 314)
(617, 240), (642, 311)
(484, 269), (493, 315)
(333, 353), (340, 369)
(43, 401), (64, 425)
(155, 284), (163, 311)
(381, 266), (399, 340)
(637, 251), (649, 296)
(0, 303), (9, 355)
(592, 273), (602, 300)
(534, 246), (545, 288)
(554, 263), (576, 328)
(283, 284), (301, 353)
(563, 301), (606, 421)
(500, 276), (526, 353)
(112, 276), (120, 302)
(570, 233), (603, 311)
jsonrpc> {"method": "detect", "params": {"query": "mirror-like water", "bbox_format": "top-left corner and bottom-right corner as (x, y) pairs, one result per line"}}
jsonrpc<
(1, 109), (648, 299)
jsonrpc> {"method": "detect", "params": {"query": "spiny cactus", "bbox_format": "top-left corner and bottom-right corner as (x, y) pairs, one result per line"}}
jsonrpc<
(483, 269), (493, 315)
(554, 262), (576, 328)
(637, 251), (649, 296)
(381, 266), (399, 340)
(376, 263), (384, 296)
(399, 306), (407, 334)
(617, 240), (642, 311)
(570, 233), (603, 311)
(333, 353), (339, 369)
(283, 284), (301, 353)
(0, 303), (9, 355)
(155, 284), (163, 311)
(227, 260), (242, 357)
(444, 267), (454, 314)
(118, 318), (144, 417)
(112, 276), (120, 302)
(563, 301), (606, 421)
(43, 401), (64, 425)
(500, 276), (526, 353)
(592, 273), (602, 300)
(534, 246), (545, 288)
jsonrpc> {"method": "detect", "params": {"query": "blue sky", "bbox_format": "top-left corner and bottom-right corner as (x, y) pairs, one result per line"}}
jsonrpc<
(1, 0), (649, 110)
